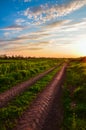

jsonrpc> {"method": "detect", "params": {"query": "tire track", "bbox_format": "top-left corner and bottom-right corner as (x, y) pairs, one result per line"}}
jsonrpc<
(0, 64), (60, 108)
(13, 63), (67, 130)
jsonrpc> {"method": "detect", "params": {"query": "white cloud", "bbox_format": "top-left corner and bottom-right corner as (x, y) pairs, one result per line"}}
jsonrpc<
(4, 32), (10, 37)
(15, 18), (25, 25)
(24, 0), (31, 2)
(23, 0), (86, 24)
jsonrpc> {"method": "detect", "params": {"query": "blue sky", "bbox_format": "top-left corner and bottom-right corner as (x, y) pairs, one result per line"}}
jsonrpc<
(0, 0), (86, 57)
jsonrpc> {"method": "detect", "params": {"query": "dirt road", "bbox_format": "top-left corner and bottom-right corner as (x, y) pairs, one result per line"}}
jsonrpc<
(13, 63), (67, 130)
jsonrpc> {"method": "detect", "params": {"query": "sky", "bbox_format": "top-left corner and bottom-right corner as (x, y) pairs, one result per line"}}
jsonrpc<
(0, 0), (86, 58)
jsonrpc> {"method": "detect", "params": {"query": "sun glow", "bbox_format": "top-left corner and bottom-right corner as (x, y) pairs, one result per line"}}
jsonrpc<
(77, 38), (86, 56)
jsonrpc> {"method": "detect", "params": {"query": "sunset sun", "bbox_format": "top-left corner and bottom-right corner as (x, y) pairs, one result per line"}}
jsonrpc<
(77, 39), (86, 56)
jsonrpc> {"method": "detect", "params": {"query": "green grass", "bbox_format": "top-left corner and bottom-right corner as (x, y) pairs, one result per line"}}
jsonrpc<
(0, 65), (62, 130)
(62, 61), (86, 130)
(0, 59), (62, 93)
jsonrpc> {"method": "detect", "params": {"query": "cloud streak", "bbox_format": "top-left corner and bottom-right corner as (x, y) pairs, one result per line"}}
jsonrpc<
(46, 20), (71, 28)
(0, 25), (26, 31)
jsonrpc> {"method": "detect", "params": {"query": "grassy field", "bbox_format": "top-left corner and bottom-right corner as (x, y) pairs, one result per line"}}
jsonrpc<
(62, 60), (86, 130)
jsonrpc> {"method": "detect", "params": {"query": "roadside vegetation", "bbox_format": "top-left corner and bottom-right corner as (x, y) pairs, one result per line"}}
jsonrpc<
(62, 60), (86, 130)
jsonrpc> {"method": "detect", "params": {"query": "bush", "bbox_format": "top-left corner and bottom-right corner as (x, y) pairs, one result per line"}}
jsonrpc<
(0, 76), (14, 88)
(10, 72), (22, 80)
(74, 86), (86, 103)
